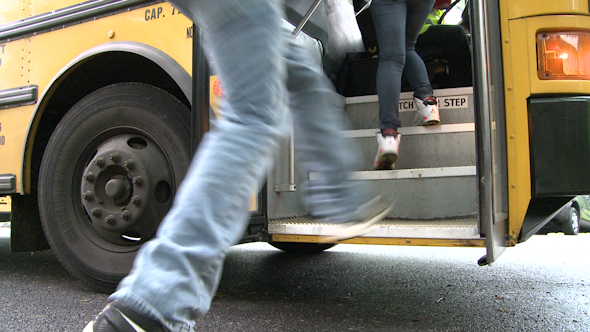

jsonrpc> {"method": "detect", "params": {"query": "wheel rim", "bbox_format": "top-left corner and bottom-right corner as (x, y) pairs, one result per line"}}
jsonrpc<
(571, 209), (580, 234)
(80, 133), (173, 247)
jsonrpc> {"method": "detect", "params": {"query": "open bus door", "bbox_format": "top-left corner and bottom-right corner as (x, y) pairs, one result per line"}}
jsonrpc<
(471, 0), (509, 264)
(261, 0), (514, 262)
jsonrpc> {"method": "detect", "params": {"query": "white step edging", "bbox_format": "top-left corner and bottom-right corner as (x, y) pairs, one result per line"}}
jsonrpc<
(310, 166), (476, 181)
(341, 123), (475, 138)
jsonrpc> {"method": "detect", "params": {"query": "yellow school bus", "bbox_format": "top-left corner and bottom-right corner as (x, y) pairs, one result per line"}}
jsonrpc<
(0, 0), (589, 292)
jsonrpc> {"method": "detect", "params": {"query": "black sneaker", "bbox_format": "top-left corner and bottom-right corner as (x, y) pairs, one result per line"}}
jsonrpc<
(83, 301), (168, 332)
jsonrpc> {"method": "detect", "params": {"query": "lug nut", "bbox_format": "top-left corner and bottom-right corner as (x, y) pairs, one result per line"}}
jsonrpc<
(121, 210), (131, 220)
(131, 195), (142, 206)
(82, 191), (94, 201)
(132, 176), (143, 186)
(90, 208), (101, 217)
(109, 152), (120, 163)
(105, 215), (116, 225)
(84, 172), (95, 182)
(95, 157), (105, 168)
(124, 159), (135, 169)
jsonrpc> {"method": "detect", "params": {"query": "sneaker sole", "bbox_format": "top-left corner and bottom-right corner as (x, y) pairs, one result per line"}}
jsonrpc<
(83, 313), (149, 332)
(421, 119), (440, 126)
(375, 153), (398, 170)
(84, 301), (166, 332)
(82, 321), (94, 332)
(322, 199), (393, 242)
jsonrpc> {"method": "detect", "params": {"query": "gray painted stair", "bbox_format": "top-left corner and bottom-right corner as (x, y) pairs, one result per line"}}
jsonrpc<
(266, 87), (479, 237)
(341, 87), (478, 220)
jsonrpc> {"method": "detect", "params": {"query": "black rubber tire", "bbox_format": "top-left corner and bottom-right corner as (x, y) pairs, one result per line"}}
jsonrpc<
(269, 242), (337, 254)
(562, 206), (580, 235)
(38, 83), (190, 292)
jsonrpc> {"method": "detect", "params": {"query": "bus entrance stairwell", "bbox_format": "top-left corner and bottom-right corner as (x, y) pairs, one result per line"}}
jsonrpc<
(267, 0), (487, 249)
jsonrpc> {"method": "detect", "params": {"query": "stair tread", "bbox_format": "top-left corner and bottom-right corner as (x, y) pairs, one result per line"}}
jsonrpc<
(342, 123), (474, 138)
(270, 216), (476, 226)
(310, 166), (476, 181)
(268, 216), (480, 239)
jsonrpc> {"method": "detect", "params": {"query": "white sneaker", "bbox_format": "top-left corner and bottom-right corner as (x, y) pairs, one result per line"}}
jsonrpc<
(374, 132), (401, 170)
(413, 97), (440, 126)
(322, 195), (393, 242)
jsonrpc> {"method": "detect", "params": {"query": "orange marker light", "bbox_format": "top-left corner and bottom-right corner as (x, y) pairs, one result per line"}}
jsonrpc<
(537, 31), (590, 80)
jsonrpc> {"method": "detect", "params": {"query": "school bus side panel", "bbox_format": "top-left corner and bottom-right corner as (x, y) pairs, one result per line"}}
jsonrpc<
(507, 0), (589, 19)
(1, 3), (194, 195)
(0, 1), (25, 23)
(31, 0), (103, 16)
(502, 17), (531, 243)
(1, 3), (195, 256)
(0, 0), (27, 192)
(0, 35), (34, 192)
(502, 8), (590, 240)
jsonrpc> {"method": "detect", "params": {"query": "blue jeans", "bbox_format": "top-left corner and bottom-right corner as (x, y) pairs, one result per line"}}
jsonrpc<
(109, 1), (371, 331)
(370, 0), (435, 131)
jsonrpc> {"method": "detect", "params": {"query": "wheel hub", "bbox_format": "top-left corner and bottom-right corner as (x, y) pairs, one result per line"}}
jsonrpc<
(80, 134), (172, 245)
(105, 176), (131, 203)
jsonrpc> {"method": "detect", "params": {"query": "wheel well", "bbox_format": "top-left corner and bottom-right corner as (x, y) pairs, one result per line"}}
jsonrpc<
(571, 200), (580, 213)
(32, 51), (191, 188)
(14, 52), (191, 253)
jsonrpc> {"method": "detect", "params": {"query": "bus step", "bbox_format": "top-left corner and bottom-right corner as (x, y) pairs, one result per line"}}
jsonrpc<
(268, 216), (479, 239)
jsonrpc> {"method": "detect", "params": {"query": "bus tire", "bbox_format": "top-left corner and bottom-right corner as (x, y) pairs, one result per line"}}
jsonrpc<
(269, 242), (337, 254)
(38, 83), (190, 292)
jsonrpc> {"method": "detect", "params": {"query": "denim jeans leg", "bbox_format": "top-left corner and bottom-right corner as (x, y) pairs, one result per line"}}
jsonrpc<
(403, 0), (436, 99)
(370, 0), (407, 131)
(109, 1), (287, 331)
(108, 0), (375, 330)
(285, 33), (372, 221)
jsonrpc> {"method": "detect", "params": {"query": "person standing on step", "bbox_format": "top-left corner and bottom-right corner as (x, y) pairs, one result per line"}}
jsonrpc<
(370, 0), (441, 170)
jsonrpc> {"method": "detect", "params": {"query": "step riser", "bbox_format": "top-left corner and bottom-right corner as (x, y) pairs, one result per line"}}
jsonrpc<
(345, 88), (475, 129)
(268, 173), (478, 220)
(352, 132), (476, 170)
(347, 104), (475, 129)
(371, 176), (478, 219)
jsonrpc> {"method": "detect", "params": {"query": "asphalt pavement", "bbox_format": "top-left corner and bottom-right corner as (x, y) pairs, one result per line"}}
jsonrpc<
(0, 223), (589, 332)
